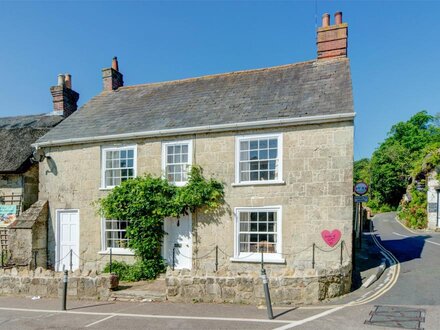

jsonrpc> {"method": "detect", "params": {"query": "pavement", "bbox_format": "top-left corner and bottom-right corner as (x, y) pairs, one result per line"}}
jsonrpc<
(0, 212), (437, 329)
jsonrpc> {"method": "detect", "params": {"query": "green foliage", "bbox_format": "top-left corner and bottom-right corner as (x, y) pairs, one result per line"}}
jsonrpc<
(103, 260), (166, 282)
(98, 166), (224, 280)
(369, 111), (440, 208)
(397, 187), (428, 229)
(353, 158), (370, 184)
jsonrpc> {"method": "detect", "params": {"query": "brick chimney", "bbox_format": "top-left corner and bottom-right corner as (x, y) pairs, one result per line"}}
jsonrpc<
(50, 73), (80, 117)
(102, 57), (124, 91)
(317, 12), (348, 59)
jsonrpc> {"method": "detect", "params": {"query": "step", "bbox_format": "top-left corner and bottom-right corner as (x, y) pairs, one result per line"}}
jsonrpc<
(111, 279), (167, 302)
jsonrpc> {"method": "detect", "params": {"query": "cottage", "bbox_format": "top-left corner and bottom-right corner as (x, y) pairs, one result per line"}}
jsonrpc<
(34, 12), (354, 304)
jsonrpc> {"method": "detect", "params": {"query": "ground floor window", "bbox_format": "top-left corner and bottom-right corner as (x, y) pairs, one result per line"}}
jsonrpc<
(233, 206), (283, 262)
(102, 219), (129, 251)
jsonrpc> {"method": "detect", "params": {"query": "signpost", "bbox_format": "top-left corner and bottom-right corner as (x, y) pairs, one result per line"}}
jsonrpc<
(354, 182), (369, 249)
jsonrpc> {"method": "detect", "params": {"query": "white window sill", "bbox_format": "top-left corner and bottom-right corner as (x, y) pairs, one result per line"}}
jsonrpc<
(231, 180), (285, 187)
(230, 256), (285, 264)
(98, 249), (135, 256)
(99, 187), (113, 191)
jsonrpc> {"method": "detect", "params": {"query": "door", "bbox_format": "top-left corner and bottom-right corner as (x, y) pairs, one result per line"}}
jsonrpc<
(164, 214), (192, 269)
(56, 210), (79, 271)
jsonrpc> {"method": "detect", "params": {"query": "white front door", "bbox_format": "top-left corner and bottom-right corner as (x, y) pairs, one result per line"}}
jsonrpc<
(56, 210), (80, 271)
(164, 214), (192, 269)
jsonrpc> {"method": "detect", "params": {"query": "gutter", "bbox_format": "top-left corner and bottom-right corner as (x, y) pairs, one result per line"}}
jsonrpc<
(33, 112), (355, 149)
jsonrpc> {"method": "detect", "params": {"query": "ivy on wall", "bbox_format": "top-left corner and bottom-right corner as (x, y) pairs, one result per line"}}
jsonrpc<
(99, 166), (224, 280)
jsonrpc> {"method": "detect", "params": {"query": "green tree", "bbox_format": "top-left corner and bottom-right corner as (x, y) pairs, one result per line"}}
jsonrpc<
(369, 111), (440, 209)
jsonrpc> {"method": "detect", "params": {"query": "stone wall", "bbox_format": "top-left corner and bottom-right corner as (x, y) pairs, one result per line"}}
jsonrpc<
(0, 267), (118, 300)
(8, 200), (48, 268)
(166, 264), (351, 305)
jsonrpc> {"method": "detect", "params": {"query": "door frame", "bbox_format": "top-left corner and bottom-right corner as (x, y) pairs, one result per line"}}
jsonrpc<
(55, 209), (80, 271)
(163, 214), (192, 269)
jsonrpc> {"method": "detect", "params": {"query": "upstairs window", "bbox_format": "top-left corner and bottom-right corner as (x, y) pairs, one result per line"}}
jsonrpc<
(101, 146), (137, 189)
(235, 133), (282, 184)
(162, 140), (192, 186)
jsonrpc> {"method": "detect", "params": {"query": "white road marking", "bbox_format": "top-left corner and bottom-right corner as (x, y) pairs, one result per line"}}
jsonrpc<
(84, 314), (116, 328)
(392, 232), (440, 246)
(272, 304), (349, 330)
(0, 306), (292, 324)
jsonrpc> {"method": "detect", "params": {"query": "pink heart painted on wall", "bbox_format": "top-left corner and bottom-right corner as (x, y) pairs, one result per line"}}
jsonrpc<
(321, 229), (342, 247)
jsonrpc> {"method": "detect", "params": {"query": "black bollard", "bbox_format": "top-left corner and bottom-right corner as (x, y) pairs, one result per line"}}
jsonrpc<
(260, 250), (273, 320)
(62, 270), (68, 311)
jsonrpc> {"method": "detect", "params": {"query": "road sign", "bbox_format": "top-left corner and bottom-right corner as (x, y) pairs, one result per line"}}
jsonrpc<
(354, 195), (369, 203)
(354, 182), (369, 195)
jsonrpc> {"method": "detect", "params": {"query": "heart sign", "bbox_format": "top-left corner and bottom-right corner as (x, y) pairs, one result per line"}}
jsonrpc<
(321, 229), (342, 247)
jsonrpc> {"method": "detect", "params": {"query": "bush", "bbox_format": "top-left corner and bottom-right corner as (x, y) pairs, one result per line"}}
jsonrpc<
(397, 188), (428, 229)
(103, 259), (166, 282)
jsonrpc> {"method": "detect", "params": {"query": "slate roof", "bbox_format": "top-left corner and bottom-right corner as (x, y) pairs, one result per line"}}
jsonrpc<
(0, 114), (63, 173)
(37, 58), (354, 146)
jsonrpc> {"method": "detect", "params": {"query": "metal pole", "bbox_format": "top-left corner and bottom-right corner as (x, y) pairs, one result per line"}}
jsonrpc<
(359, 202), (363, 249)
(1, 250), (4, 267)
(259, 250), (273, 320)
(109, 248), (113, 273)
(340, 241), (343, 265)
(62, 270), (68, 311)
(172, 247), (175, 271)
(69, 249), (73, 272)
(215, 245), (218, 272)
(312, 243), (315, 269)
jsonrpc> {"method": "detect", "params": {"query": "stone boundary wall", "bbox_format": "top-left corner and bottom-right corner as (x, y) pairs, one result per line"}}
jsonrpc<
(0, 267), (118, 300)
(166, 265), (351, 305)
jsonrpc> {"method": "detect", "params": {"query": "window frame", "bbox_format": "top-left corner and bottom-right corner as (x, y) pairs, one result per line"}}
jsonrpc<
(100, 218), (134, 255)
(161, 140), (193, 187)
(232, 206), (284, 263)
(101, 145), (137, 189)
(234, 133), (283, 185)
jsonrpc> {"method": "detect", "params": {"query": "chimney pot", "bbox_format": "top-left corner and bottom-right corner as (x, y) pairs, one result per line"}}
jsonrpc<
(112, 57), (119, 71)
(335, 11), (343, 25)
(57, 74), (65, 87)
(65, 73), (72, 89)
(317, 11), (348, 59)
(102, 56), (124, 91)
(322, 13), (330, 27)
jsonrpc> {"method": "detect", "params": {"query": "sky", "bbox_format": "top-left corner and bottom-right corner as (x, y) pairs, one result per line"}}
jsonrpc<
(0, 1), (439, 160)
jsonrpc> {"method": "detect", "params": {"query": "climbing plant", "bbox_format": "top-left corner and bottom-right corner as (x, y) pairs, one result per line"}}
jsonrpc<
(99, 166), (224, 280)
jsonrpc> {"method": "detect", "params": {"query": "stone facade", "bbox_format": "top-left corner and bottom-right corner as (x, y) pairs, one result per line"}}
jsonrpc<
(0, 164), (39, 213)
(39, 121), (353, 303)
(0, 267), (118, 300)
(8, 200), (48, 268)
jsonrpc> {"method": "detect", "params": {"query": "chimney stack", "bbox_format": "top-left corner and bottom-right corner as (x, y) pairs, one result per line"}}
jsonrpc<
(102, 56), (124, 91)
(317, 11), (348, 59)
(50, 74), (79, 117)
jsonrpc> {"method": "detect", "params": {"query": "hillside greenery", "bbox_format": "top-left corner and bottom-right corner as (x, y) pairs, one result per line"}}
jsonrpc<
(354, 111), (440, 228)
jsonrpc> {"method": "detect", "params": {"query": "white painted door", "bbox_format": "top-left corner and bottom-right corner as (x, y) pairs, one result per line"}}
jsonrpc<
(57, 210), (79, 271)
(164, 214), (192, 269)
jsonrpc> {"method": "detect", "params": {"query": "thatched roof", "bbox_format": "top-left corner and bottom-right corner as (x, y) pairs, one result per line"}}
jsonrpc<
(0, 114), (63, 173)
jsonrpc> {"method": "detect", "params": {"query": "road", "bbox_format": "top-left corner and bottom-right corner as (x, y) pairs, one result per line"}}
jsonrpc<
(0, 212), (438, 329)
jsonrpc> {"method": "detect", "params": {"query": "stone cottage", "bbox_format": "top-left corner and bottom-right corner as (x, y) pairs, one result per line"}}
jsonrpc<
(0, 74), (79, 266)
(34, 12), (354, 304)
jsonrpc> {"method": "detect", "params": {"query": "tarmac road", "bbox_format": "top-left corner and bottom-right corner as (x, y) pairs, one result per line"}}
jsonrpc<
(0, 212), (438, 329)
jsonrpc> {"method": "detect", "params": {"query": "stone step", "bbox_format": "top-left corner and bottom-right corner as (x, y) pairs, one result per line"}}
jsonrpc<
(110, 278), (167, 302)
(111, 289), (167, 302)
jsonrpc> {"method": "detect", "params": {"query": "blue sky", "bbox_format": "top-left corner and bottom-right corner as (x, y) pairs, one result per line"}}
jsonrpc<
(0, 1), (439, 160)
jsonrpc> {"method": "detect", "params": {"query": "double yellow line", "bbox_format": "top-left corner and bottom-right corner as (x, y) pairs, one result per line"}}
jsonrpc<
(349, 219), (400, 306)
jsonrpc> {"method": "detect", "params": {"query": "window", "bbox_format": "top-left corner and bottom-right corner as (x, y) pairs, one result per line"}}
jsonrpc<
(162, 140), (192, 186)
(234, 207), (283, 262)
(103, 219), (129, 250)
(235, 133), (282, 184)
(101, 146), (136, 188)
